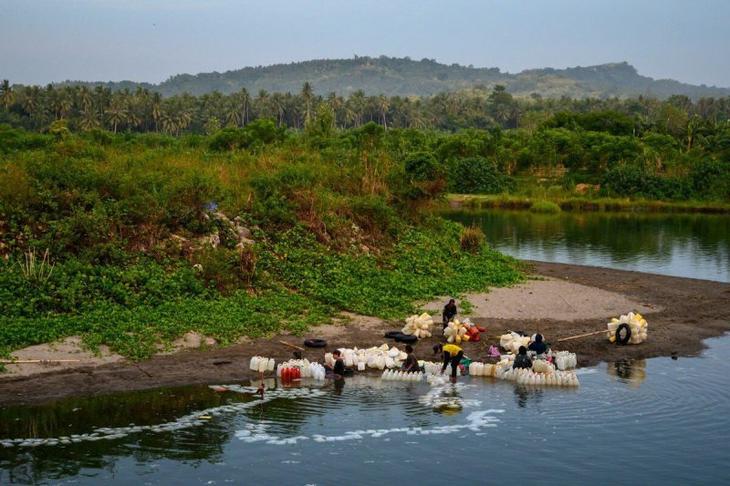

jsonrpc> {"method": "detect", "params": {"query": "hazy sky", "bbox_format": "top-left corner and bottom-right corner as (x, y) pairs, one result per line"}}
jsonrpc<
(2, 0), (729, 87)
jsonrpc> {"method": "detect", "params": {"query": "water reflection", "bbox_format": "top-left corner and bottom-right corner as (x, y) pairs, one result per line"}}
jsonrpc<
(513, 384), (544, 408)
(606, 359), (647, 388)
(445, 210), (730, 282)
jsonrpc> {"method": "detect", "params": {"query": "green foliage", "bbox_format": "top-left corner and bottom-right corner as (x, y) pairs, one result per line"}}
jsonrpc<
(208, 119), (284, 151)
(529, 200), (562, 213)
(448, 156), (513, 194)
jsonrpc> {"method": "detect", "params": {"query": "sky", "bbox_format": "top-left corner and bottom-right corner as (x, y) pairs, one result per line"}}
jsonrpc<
(1, 0), (729, 87)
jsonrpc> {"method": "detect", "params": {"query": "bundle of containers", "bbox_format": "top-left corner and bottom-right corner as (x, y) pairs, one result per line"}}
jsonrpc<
(421, 360), (463, 376)
(553, 351), (577, 370)
(249, 356), (275, 373)
(401, 313), (434, 339)
(499, 332), (531, 354)
(467, 358), (579, 386)
(381, 370), (425, 381)
(443, 319), (470, 344)
(276, 359), (326, 381)
(499, 367), (580, 386)
(607, 312), (649, 344)
(325, 344), (408, 371)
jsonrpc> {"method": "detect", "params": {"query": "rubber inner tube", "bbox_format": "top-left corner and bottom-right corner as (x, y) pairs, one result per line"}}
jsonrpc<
(384, 331), (403, 339)
(396, 334), (418, 344)
(615, 323), (632, 345)
(304, 338), (327, 348)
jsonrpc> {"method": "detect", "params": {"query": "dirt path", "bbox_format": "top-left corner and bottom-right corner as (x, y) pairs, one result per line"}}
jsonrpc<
(1, 261), (728, 406)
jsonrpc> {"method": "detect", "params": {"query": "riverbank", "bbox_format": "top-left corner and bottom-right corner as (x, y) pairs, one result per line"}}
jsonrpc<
(448, 194), (730, 214)
(1, 261), (728, 406)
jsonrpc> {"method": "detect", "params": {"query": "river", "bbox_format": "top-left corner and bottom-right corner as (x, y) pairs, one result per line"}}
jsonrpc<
(445, 209), (730, 282)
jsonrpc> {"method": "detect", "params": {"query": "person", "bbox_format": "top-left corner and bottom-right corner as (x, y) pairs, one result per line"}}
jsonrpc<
(327, 349), (346, 380)
(528, 333), (548, 357)
(513, 346), (532, 369)
(435, 343), (464, 379)
(402, 345), (420, 372)
(442, 299), (457, 329)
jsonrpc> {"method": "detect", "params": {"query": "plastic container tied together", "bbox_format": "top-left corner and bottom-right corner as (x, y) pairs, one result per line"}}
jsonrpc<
(499, 332), (530, 354)
(249, 356), (276, 373)
(326, 344), (408, 371)
(401, 312), (433, 339)
(381, 370), (425, 382)
(607, 312), (649, 344)
(553, 351), (577, 371)
(443, 319), (470, 344)
(276, 359), (326, 381)
(421, 360), (463, 376)
(500, 367), (580, 387)
(467, 361), (497, 377)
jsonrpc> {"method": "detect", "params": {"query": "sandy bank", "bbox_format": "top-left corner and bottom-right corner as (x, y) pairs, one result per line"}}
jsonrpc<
(1, 262), (728, 406)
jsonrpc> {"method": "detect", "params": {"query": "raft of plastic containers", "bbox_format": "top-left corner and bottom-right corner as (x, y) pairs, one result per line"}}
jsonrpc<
(381, 369), (425, 381)
(276, 359), (326, 381)
(249, 356), (275, 373)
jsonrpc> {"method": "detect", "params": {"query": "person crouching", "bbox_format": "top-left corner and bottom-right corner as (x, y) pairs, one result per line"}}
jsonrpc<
(435, 343), (463, 381)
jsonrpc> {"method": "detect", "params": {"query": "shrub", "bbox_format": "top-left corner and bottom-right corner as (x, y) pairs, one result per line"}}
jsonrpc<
(448, 156), (513, 194)
(530, 200), (562, 213)
(460, 226), (486, 252)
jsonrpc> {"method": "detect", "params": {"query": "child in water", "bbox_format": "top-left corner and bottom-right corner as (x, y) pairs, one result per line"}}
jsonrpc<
(326, 349), (346, 380)
(402, 345), (420, 372)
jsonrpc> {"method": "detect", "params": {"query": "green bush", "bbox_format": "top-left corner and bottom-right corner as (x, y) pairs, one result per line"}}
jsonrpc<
(529, 200), (562, 213)
(447, 156), (513, 194)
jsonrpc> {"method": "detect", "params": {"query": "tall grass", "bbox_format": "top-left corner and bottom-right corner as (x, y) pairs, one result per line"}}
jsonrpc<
(18, 249), (54, 283)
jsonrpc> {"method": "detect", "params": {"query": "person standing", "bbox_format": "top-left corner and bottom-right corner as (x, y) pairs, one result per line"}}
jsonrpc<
(442, 299), (457, 329)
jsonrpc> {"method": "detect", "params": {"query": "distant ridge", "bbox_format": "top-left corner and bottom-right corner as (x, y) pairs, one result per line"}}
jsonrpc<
(60, 56), (730, 100)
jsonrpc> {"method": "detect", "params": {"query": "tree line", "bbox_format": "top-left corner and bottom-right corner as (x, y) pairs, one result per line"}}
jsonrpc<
(2, 79), (730, 136)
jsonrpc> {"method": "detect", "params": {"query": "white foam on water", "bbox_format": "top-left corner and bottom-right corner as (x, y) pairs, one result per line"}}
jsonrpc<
(2, 386), (326, 449)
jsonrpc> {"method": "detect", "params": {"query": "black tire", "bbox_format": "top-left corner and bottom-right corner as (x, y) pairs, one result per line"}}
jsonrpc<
(384, 331), (403, 339)
(396, 334), (418, 344)
(304, 338), (327, 348)
(615, 324), (632, 345)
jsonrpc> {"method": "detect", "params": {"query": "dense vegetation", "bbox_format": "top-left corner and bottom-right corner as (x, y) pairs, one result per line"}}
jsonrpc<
(0, 124), (524, 359)
(54, 56), (730, 99)
(2, 74), (730, 360)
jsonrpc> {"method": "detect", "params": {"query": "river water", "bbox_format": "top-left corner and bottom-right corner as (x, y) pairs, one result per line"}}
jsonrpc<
(2, 209), (729, 484)
(445, 209), (730, 282)
(1, 337), (728, 484)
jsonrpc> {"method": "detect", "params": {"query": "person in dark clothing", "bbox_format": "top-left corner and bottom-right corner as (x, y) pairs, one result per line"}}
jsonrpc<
(434, 343), (464, 380)
(442, 299), (457, 329)
(327, 350), (346, 379)
(528, 333), (548, 356)
(513, 346), (533, 369)
(402, 345), (420, 372)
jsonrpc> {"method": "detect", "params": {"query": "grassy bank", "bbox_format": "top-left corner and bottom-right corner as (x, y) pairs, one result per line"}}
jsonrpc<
(449, 194), (730, 214)
(0, 126), (523, 361)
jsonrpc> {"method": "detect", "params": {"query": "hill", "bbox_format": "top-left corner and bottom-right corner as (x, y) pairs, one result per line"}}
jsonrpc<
(62, 56), (730, 99)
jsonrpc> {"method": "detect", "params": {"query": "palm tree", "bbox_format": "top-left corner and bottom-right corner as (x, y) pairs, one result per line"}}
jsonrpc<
(105, 98), (128, 133)
(0, 80), (14, 111)
(377, 95), (390, 129)
(238, 88), (250, 125)
(301, 81), (315, 125)
(79, 107), (100, 131)
(271, 93), (286, 127)
(150, 92), (162, 132)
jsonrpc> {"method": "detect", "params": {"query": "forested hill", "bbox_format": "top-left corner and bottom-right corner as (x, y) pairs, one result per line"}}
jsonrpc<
(61, 56), (730, 99)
